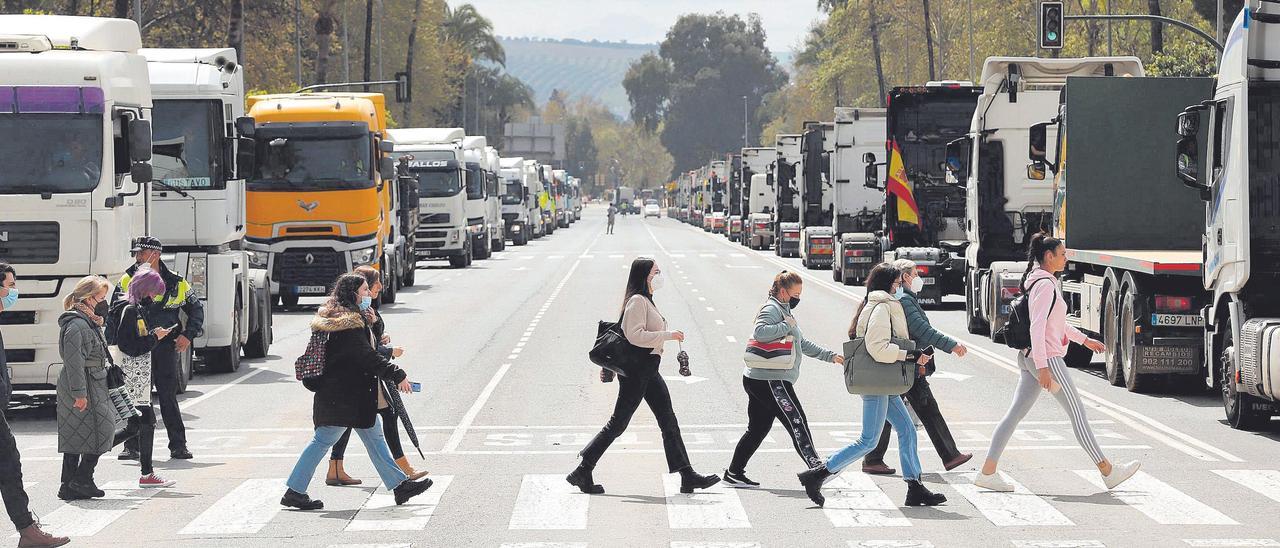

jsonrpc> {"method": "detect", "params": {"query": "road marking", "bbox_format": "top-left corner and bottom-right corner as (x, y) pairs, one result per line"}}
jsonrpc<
(501, 544), (588, 548)
(691, 289), (700, 293)
(662, 375), (708, 385)
(179, 478), (284, 535)
(726, 336), (737, 343)
(942, 472), (1073, 526)
(36, 481), (159, 538)
(848, 542), (935, 548)
(1183, 541), (1280, 547)
(930, 370), (972, 381)
(1075, 470), (1237, 525)
(662, 475), (750, 529)
(180, 366), (272, 411)
(347, 475), (453, 531)
(700, 253), (718, 258)
(579, 254), (594, 259)
(822, 473), (911, 527)
(698, 297), (707, 301)
(1214, 470), (1280, 503)
(671, 543), (761, 548)
(715, 320), (725, 325)
(706, 307), (715, 312)
(509, 474), (590, 530)
(328, 544), (412, 548)
(725, 265), (763, 269)
(1012, 542), (1105, 548)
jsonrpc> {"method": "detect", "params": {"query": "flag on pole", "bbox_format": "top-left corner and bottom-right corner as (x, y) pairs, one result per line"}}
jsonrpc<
(886, 141), (920, 225)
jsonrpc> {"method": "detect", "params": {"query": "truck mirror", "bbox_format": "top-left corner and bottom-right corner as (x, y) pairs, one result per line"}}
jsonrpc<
(235, 116), (256, 138)
(379, 139), (394, 153)
(864, 163), (880, 189)
(1028, 122), (1049, 163)
(943, 137), (970, 185)
(236, 136), (257, 179)
(380, 157), (395, 183)
(131, 162), (153, 184)
(862, 152), (877, 164)
(1026, 161), (1046, 181)
(1177, 110), (1200, 137)
(1176, 137), (1206, 191)
(128, 119), (152, 162)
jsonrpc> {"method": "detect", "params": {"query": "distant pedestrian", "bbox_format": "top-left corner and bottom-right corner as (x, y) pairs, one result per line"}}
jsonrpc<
(111, 237), (203, 462)
(113, 266), (177, 489)
(797, 263), (944, 508)
(0, 263), (70, 547)
(724, 271), (843, 488)
(862, 258), (972, 475)
(326, 266), (427, 487)
(975, 233), (1139, 492)
(606, 204), (617, 234)
(281, 274), (432, 511)
(56, 275), (116, 501)
(568, 257), (720, 495)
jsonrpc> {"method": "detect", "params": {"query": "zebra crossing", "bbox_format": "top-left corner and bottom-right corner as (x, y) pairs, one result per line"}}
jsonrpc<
(23, 467), (1280, 545)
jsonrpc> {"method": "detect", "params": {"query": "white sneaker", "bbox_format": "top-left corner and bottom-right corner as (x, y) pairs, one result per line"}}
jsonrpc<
(1103, 461), (1141, 490)
(974, 471), (1014, 492)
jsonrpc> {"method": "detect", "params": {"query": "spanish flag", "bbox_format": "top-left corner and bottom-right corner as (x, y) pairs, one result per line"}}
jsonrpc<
(886, 141), (920, 225)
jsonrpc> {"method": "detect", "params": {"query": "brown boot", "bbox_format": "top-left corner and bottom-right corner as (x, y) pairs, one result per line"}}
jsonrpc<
(18, 520), (69, 548)
(325, 459), (362, 486)
(395, 456), (429, 481)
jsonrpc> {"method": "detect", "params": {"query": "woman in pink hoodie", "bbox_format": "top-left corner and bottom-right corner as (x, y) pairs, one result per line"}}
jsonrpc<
(975, 233), (1140, 492)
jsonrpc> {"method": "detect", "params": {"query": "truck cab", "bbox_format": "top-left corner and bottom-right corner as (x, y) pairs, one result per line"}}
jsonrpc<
(831, 107), (886, 285)
(799, 122), (836, 269)
(387, 128), (471, 268)
(461, 137), (494, 260)
(523, 160), (547, 238)
(141, 47), (274, 374)
(553, 169), (572, 228)
(540, 165), (558, 233)
(706, 160), (728, 234)
(0, 15), (153, 393)
(500, 156), (532, 245)
(741, 147), (775, 250)
(774, 134), (803, 257)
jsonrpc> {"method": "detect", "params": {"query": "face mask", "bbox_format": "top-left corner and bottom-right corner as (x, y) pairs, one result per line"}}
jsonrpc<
(788, 296), (801, 309)
(93, 300), (109, 318)
(0, 288), (16, 310)
(895, 287), (906, 299)
(910, 276), (925, 294)
(650, 273), (666, 292)
(359, 296), (373, 311)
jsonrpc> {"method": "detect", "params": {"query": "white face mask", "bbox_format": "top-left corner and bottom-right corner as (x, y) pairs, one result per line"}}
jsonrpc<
(910, 275), (925, 294)
(650, 273), (666, 292)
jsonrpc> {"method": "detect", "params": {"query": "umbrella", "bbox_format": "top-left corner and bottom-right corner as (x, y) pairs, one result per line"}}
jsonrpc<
(382, 378), (425, 459)
(677, 342), (691, 377)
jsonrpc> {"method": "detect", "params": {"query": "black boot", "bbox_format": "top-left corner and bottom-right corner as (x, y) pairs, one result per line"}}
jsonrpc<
(393, 477), (434, 506)
(565, 465), (604, 494)
(904, 479), (947, 506)
(797, 464), (832, 507)
(56, 484), (86, 501)
(678, 467), (720, 494)
(280, 488), (324, 510)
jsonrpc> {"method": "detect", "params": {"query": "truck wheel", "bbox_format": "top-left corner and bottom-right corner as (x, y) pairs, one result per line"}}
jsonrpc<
(381, 262), (398, 304)
(1103, 287), (1124, 386)
(207, 307), (243, 374)
(1119, 291), (1151, 393)
(281, 293), (299, 308)
(403, 263), (416, 287)
(1222, 328), (1270, 430)
(833, 264), (841, 282)
(244, 289), (272, 359)
(965, 276), (990, 335)
(176, 345), (193, 395)
(494, 236), (506, 252)
(475, 236), (491, 260)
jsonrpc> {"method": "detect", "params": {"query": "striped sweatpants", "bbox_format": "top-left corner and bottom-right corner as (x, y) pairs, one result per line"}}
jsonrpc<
(986, 354), (1107, 465)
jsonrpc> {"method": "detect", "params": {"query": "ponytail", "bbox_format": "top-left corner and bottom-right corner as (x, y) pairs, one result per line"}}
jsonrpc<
(1022, 232), (1064, 288)
(769, 270), (803, 298)
(63, 275), (108, 310)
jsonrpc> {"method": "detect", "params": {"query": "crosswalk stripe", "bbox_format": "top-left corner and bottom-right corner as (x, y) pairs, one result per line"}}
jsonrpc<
(943, 472), (1073, 526)
(1074, 470), (1236, 525)
(36, 481), (159, 538)
(1011, 542), (1105, 548)
(500, 544), (588, 548)
(509, 474), (589, 530)
(179, 478), (284, 535)
(346, 475), (453, 531)
(328, 544), (413, 548)
(662, 475), (750, 529)
(847, 541), (935, 547)
(671, 543), (761, 548)
(822, 474), (910, 527)
(1183, 541), (1280, 547)
(1213, 470), (1280, 503)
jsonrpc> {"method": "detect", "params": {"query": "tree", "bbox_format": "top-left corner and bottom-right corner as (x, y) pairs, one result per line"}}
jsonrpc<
(1193, 0), (1244, 38)
(1148, 39), (1218, 76)
(227, 0), (244, 62)
(442, 3), (505, 66)
(922, 0), (936, 80)
(622, 53), (670, 133)
(403, 0), (426, 123)
(1148, 0), (1164, 53)
(313, 0), (338, 85)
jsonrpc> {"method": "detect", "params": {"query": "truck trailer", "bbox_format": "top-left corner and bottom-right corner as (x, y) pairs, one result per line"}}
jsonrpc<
(798, 122), (835, 269)
(774, 134), (803, 257)
(831, 107), (887, 285)
(741, 147), (775, 250)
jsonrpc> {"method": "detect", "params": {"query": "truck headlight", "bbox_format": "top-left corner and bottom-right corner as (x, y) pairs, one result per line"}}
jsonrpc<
(351, 244), (378, 266)
(246, 250), (268, 268)
(187, 255), (208, 299)
(448, 230), (460, 243)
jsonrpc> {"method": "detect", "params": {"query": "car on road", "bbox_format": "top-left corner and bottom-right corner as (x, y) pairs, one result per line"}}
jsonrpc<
(644, 200), (661, 218)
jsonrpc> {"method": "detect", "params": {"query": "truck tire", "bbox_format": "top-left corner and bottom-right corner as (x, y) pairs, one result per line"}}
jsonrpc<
(281, 293), (300, 308)
(833, 263), (842, 282)
(381, 261), (398, 304)
(1119, 291), (1151, 393)
(965, 275), (990, 335)
(494, 236), (506, 252)
(244, 289), (271, 359)
(403, 263), (416, 287)
(176, 345), (193, 395)
(207, 306), (242, 374)
(1103, 287), (1124, 386)
(1222, 327), (1270, 430)
(475, 235), (492, 260)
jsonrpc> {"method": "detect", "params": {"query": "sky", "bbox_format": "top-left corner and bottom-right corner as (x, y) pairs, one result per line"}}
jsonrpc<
(463, 0), (824, 53)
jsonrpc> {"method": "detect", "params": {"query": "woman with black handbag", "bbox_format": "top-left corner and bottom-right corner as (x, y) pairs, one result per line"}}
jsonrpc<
(797, 263), (943, 508)
(569, 257), (720, 495)
(112, 266), (176, 489)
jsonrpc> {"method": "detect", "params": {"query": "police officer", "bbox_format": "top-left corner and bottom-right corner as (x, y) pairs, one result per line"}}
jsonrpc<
(112, 237), (204, 461)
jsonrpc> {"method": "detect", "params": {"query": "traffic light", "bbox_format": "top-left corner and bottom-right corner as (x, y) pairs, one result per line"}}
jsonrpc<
(1040, 1), (1064, 49)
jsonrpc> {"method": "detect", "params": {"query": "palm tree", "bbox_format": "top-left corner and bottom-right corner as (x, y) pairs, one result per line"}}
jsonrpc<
(442, 3), (505, 66)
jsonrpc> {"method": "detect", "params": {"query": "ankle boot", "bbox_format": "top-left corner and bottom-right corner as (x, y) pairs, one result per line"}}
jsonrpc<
(678, 467), (721, 494)
(565, 465), (605, 494)
(904, 479), (947, 506)
(395, 456), (429, 481)
(280, 488), (323, 510)
(797, 464), (832, 507)
(17, 520), (69, 548)
(325, 459), (362, 486)
(393, 477), (434, 506)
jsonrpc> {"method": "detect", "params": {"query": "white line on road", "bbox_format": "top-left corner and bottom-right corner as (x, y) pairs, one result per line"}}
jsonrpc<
(179, 478), (284, 535)
(1183, 540), (1280, 547)
(822, 473), (911, 527)
(501, 544), (588, 548)
(715, 320), (725, 325)
(671, 543), (761, 548)
(35, 481), (160, 538)
(942, 472), (1073, 526)
(662, 475), (751, 529)
(1075, 470), (1237, 525)
(347, 475), (454, 531)
(1012, 542), (1105, 548)
(180, 366), (272, 411)
(1214, 470), (1280, 503)
(847, 541), (935, 547)
(509, 474), (590, 530)
(726, 336), (737, 343)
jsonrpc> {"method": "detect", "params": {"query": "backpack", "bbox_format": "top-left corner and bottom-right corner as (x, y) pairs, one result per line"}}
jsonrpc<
(294, 330), (329, 392)
(103, 297), (130, 346)
(994, 277), (1055, 350)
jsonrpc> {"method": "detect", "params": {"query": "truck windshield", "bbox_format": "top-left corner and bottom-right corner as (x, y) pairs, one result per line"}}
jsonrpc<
(890, 92), (978, 187)
(502, 182), (523, 205)
(0, 114), (103, 194)
(249, 134), (373, 191)
(152, 100), (224, 190)
(414, 170), (462, 198)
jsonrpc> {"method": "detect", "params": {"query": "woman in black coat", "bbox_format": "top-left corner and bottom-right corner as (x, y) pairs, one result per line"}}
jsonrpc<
(280, 274), (432, 511)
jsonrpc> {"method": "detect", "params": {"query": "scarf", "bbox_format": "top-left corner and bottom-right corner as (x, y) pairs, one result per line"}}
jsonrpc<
(73, 302), (104, 327)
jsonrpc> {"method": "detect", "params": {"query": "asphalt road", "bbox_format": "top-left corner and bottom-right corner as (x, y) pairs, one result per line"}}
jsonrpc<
(6, 204), (1280, 548)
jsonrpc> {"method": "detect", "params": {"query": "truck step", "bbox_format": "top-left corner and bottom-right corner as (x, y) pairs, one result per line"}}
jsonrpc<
(1248, 58), (1280, 69)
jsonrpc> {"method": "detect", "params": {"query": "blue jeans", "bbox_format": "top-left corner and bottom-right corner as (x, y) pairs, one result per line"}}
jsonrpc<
(286, 417), (408, 494)
(825, 395), (922, 481)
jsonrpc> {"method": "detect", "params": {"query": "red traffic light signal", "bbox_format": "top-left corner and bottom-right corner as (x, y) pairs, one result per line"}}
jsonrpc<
(1040, 1), (1064, 49)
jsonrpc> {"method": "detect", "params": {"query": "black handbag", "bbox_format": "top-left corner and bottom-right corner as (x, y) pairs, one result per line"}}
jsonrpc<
(589, 313), (637, 376)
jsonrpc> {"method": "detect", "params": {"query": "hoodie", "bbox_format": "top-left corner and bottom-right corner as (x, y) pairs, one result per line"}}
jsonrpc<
(1025, 268), (1089, 369)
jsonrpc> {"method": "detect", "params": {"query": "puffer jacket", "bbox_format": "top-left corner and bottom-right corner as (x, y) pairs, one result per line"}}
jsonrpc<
(310, 309), (406, 429)
(56, 310), (116, 455)
(852, 291), (911, 364)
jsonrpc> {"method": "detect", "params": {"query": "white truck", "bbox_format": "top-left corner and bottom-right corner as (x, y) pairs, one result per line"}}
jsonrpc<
(1176, 2), (1280, 429)
(553, 169), (572, 228)
(141, 47), (274, 375)
(388, 128), (472, 268)
(831, 107), (887, 285)
(774, 134), (803, 257)
(524, 160), (548, 238)
(484, 146), (505, 253)
(0, 15), (153, 394)
(949, 57), (1143, 338)
(741, 147), (775, 249)
(499, 156), (534, 245)
(799, 122), (836, 269)
(461, 136), (497, 260)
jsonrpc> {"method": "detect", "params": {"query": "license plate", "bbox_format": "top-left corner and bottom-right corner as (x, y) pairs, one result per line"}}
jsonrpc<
(849, 257), (874, 263)
(1151, 314), (1204, 327)
(295, 285), (327, 295)
(921, 277), (936, 286)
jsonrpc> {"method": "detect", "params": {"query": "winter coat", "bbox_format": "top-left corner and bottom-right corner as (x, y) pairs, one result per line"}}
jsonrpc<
(56, 310), (115, 455)
(852, 291), (911, 364)
(0, 327), (10, 409)
(743, 296), (836, 384)
(110, 261), (204, 344)
(900, 290), (958, 353)
(114, 302), (160, 358)
(310, 310), (406, 429)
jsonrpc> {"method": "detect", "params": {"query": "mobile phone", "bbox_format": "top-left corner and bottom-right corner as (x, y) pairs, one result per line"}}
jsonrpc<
(410, 382), (421, 393)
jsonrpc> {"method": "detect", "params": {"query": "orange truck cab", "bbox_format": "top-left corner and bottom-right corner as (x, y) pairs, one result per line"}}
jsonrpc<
(243, 92), (398, 306)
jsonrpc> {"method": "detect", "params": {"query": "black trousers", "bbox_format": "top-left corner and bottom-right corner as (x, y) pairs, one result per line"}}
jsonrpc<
(149, 339), (187, 452)
(864, 375), (962, 465)
(730, 376), (822, 472)
(59, 454), (100, 486)
(579, 358), (690, 473)
(331, 407), (403, 460)
(0, 415), (33, 531)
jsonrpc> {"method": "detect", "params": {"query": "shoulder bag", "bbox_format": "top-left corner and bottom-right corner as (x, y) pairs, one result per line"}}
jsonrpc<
(589, 312), (635, 376)
(843, 303), (917, 395)
(742, 303), (796, 370)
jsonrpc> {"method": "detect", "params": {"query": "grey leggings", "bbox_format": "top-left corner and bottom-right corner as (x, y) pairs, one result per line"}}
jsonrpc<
(986, 354), (1106, 465)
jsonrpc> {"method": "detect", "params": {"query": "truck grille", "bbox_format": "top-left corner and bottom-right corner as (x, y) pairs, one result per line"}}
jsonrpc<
(502, 213), (519, 222)
(271, 248), (345, 287)
(420, 213), (450, 224)
(418, 230), (448, 239)
(0, 222), (59, 264)
(416, 241), (445, 249)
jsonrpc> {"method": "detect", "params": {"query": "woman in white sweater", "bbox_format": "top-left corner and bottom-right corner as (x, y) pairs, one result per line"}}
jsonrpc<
(568, 257), (720, 495)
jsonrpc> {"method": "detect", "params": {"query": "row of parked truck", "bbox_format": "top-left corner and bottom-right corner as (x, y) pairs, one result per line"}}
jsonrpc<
(670, 4), (1280, 430)
(0, 14), (583, 399)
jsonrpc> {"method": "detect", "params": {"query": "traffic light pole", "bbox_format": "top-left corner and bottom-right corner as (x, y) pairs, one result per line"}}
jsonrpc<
(1064, 14), (1223, 53)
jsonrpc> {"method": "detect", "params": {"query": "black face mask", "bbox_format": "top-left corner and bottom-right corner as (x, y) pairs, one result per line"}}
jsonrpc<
(92, 300), (109, 317)
(788, 296), (801, 310)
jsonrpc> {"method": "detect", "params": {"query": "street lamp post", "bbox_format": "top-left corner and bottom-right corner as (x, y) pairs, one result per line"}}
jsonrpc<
(742, 95), (749, 149)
